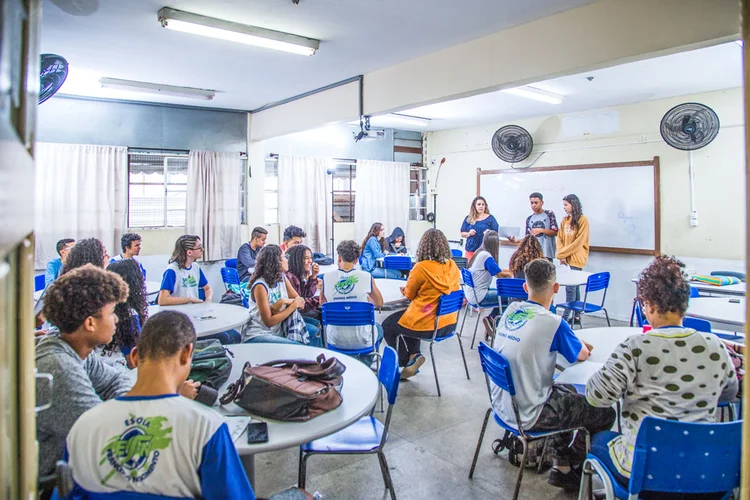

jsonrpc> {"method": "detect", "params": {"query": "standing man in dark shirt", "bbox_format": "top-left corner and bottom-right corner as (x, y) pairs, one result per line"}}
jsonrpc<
(237, 226), (268, 281)
(511, 192), (558, 261)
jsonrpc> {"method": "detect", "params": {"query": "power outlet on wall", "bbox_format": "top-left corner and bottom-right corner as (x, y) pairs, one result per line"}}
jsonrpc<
(689, 210), (699, 227)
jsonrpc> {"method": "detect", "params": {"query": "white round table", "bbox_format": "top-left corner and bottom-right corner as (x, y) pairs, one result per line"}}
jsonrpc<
(218, 344), (379, 485)
(145, 280), (160, 296)
(555, 327), (641, 385)
(556, 267), (593, 287)
(686, 297), (746, 329)
(374, 278), (409, 306)
(147, 303), (250, 337)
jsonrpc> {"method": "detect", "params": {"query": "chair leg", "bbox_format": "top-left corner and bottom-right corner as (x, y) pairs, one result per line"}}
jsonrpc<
(469, 408), (492, 479)
(377, 451), (397, 500)
(297, 449), (309, 489)
(578, 459), (593, 500)
(511, 439), (529, 500)
(537, 437), (549, 474)
(457, 331), (470, 380)
(459, 305), (469, 338)
(470, 310), (481, 350)
(603, 308), (611, 327)
(429, 342), (441, 397)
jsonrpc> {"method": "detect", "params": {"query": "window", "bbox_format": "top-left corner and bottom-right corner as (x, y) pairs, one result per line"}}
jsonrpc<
(409, 165), (428, 221)
(128, 152), (188, 228)
(264, 158), (279, 224)
(332, 162), (356, 223)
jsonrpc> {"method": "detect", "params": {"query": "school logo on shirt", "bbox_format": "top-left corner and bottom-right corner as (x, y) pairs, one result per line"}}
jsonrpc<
(181, 275), (199, 288)
(99, 414), (173, 485)
(504, 307), (537, 332)
(334, 275), (359, 295)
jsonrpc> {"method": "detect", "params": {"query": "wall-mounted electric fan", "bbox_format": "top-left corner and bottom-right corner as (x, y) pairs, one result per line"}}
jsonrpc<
(491, 125), (533, 163)
(39, 54), (69, 104)
(660, 102), (720, 151)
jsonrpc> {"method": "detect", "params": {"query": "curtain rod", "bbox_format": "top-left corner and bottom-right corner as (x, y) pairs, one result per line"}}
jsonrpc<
(128, 149), (247, 158)
(268, 153), (421, 166)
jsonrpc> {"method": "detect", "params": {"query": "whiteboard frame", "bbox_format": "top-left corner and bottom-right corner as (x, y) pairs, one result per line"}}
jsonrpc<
(477, 156), (661, 255)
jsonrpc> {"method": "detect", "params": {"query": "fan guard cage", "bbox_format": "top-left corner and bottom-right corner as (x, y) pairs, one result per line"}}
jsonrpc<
(659, 102), (720, 151)
(491, 125), (533, 163)
(39, 54), (69, 104)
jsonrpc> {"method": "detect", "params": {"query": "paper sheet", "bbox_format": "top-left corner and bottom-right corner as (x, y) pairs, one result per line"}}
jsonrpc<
(223, 416), (252, 442)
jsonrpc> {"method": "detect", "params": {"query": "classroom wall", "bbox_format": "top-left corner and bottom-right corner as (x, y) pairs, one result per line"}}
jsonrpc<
(424, 87), (746, 321)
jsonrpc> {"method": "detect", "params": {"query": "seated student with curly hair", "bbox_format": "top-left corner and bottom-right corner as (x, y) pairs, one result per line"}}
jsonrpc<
(280, 225), (306, 253)
(61, 237), (110, 274)
(586, 256), (738, 498)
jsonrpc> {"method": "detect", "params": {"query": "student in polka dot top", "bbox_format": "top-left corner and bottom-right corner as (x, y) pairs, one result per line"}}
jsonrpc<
(586, 255), (738, 485)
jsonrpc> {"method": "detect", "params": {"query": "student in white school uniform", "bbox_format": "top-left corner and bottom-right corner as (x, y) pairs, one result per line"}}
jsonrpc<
(321, 240), (384, 362)
(110, 232), (147, 278)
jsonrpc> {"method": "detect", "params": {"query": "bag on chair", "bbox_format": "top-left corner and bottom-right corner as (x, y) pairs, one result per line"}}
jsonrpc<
(219, 354), (346, 421)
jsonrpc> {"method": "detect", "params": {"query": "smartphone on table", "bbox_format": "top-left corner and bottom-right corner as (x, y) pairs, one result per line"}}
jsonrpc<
(246, 421), (269, 444)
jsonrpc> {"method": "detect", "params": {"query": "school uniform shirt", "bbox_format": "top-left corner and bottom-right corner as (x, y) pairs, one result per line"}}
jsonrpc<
(460, 214), (499, 253)
(160, 262), (208, 300)
(525, 210), (558, 259)
(245, 276), (289, 340)
(490, 301), (582, 429)
(467, 250), (502, 304)
(586, 327), (738, 478)
(322, 268), (376, 349)
(399, 259), (461, 332)
(556, 214), (590, 268)
(360, 236), (386, 273)
(110, 254), (147, 279)
(65, 394), (253, 500)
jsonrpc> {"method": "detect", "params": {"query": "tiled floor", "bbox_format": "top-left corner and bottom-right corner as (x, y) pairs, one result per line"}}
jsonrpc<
(254, 311), (626, 500)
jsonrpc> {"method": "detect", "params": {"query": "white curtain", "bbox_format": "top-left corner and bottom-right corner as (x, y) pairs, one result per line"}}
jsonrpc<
(278, 155), (331, 254)
(354, 159), (410, 243)
(186, 151), (242, 261)
(34, 143), (128, 269)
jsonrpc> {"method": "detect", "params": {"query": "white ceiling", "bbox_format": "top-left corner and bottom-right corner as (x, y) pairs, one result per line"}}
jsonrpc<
(41, 0), (595, 110)
(369, 42), (744, 131)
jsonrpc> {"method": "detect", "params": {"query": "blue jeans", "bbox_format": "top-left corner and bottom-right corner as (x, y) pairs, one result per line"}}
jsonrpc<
(565, 265), (582, 320)
(244, 318), (323, 347)
(202, 329), (242, 345)
(303, 317), (323, 347)
(371, 267), (402, 279)
(479, 288), (501, 319)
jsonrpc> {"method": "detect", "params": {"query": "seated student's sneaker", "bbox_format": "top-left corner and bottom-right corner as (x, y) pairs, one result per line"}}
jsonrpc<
(548, 465), (582, 492)
(482, 316), (495, 342)
(400, 354), (425, 379)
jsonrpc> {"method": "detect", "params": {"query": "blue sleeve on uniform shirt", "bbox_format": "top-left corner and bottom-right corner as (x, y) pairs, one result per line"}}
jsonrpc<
(199, 423), (255, 500)
(199, 269), (208, 288)
(160, 268), (177, 293)
(139, 262), (147, 279)
(484, 256), (502, 276)
(550, 319), (583, 363)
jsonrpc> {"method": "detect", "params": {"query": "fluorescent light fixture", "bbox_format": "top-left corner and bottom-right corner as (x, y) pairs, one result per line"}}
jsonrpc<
(158, 7), (320, 56)
(387, 113), (431, 127)
(502, 86), (563, 104)
(99, 77), (216, 100)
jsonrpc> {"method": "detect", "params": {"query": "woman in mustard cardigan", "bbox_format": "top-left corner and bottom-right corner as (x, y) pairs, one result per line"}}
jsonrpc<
(556, 194), (589, 323)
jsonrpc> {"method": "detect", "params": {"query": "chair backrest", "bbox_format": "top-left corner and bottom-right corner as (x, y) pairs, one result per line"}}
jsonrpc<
(683, 316), (711, 332)
(383, 255), (412, 271)
(378, 346), (400, 405)
(711, 270), (746, 282)
(477, 341), (516, 396)
(321, 302), (375, 326)
(436, 289), (464, 317)
(451, 249), (463, 257)
(585, 272), (610, 293)
(460, 267), (474, 288)
(452, 256), (468, 269)
(220, 267), (240, 286)
(34, 274), (45, 292)
(630, 417), (742, 496)
(225, 258), (238, 269)
(689, 286), (700, 298)
(635, 302), (648, 327)
(496, 278), (527, 301)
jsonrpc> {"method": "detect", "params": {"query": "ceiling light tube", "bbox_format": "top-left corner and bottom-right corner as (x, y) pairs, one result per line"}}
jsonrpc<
(502, 86), (563, 104)
(388, 113), (431, 127)
(158, 7), (320, 56)
(99, 77), (217, 100)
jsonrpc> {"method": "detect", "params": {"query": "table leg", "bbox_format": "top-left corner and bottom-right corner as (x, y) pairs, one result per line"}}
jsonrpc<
(241, 453), (256, 487)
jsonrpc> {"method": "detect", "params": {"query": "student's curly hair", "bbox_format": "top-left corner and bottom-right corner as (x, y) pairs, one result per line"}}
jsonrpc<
(637, 255), (691, 317)
(337, 240), (361, 263)
(509, 234), (545, 276)
(416, 229), (452, 264)
(120, 233), (141, 252)
(283, 225), (306, 242)
(43, 264), (128, 334)
(563, 194), (584, 230)
(104, 259), (148, 355)
(249, 244), (284, 288)
(62, 238), (106, 274)
(287, 244), (311, 281)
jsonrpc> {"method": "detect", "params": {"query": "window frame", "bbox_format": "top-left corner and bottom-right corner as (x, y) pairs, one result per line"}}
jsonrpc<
(127, 151), (189, 229)
(332, 161), (356, 223)
(409, 164), (428, 221)
(264, 157), (279, 225)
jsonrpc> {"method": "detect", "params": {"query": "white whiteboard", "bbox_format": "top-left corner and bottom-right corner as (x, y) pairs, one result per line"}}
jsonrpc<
(480, 161), (659, 253)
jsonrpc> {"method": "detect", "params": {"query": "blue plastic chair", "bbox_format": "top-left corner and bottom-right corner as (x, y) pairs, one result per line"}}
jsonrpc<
(220, 266), (240, 292)
(298, 346), (400, 500)
(34, 274), (45, 292)
(580, 417), (742, 500)
(382, 255), (412, 279)
(321, 302), (381, 359)
(496, 278), (528, 311)
(398, 289), (470, 396)
(556, 272), (611, 328)
(224, 258), (238, 269)
(469, 342), (588, 500)
(710, 270), (745, 282)
(459, 268), (497, 350)
(451, 249), (463, 257)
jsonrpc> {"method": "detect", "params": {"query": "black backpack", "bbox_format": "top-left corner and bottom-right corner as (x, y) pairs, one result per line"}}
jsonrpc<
(189, 339), (234, 390)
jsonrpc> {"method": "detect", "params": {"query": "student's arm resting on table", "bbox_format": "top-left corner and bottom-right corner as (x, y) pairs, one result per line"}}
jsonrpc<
(585, 341), (635, 408)
(254, 283), (298, 327)
(199, 269), (212, 303)
(157, 269), (197, 305)
(369, 276), (384, 308)
(199, 423), (255, 500)
(484, 256), (512, 279)
(556, 217), (589, 259)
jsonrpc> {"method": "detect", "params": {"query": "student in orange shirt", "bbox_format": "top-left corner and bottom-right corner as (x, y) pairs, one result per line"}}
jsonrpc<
(382, 229), (461, 378)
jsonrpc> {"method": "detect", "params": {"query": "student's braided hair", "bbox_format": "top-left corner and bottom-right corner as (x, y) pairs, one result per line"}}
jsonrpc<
(169, 235), (201, 269)
(563, 194), (583, 230)
(509, 234), (544, 276)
